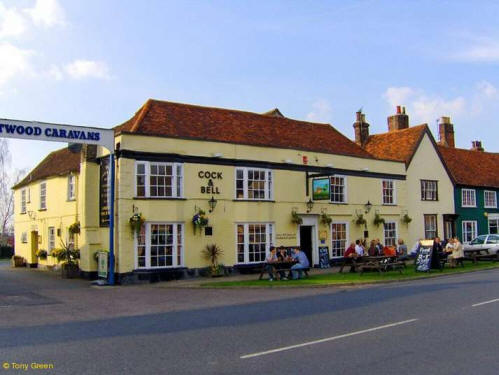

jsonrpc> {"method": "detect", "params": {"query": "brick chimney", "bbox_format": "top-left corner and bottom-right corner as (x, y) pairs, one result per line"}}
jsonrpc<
(471, 140), (484, 152)
(387, 105), (409, 132)
(353, 110), (370, 146)
(438, 116), (455, 148)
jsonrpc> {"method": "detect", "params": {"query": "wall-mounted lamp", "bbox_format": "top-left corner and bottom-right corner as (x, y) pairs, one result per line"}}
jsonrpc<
(364, 200), (372, 214)
(27, 211), (36, 220)
(306, 198), (314, 213)
(208, 196), (217, 213)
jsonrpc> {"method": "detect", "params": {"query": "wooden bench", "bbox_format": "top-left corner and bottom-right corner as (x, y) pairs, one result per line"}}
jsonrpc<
(359, 258), (405, 274)
(258, 263), (310, 280)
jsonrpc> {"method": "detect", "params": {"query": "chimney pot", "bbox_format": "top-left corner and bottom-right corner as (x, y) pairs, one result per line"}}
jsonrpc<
(471, 140), (484, 151)
(356, 111), (362, 121)
(396, 105), (401, 114)
(438, 117), (455, 148)
(353, 111), (370, 147)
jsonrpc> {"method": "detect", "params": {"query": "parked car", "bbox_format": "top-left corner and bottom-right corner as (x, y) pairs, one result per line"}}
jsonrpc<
(463, 234), (499, 256)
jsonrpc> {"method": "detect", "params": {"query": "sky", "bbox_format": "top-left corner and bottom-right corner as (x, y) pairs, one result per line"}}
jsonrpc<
(1, 0), (499, 174)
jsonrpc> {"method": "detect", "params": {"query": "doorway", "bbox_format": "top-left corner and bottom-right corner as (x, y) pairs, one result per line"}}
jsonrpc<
(299, 226), (313, 264)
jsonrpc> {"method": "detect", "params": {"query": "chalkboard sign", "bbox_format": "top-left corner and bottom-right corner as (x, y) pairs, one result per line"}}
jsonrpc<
(415, 247), (432, 272)
(319, 246), (330, 268)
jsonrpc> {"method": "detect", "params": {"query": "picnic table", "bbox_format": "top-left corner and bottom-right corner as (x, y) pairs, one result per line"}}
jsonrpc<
(464, 248), (499, 263)
(339, 256), (405, 274)
(258, 261), (310, 280)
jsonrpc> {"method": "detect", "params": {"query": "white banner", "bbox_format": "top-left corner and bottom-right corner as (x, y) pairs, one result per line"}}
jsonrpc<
(0, 118), (115, 151)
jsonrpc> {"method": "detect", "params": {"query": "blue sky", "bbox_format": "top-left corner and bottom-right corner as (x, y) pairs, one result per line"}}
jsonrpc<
(1, 0), (498, 173)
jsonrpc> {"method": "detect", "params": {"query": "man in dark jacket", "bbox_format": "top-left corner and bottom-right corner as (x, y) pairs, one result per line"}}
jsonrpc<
(431, 237), (443, 269)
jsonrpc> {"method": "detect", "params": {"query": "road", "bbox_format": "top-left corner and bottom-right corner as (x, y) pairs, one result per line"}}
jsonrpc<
(0, 262), (498, 374)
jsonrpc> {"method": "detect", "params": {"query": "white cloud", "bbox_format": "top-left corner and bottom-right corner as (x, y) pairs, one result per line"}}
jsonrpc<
(25, 0), (66, 28)
(451, 36), (499, 63)
(476, 80), (498, 98)
(0, 42), (34, 89)
(306, 99), (332, 123)
(382, 86), (466, 125)
(0, 2), (28, 38)
(64, 60), (112, 80)
(44, 64), (63, 80)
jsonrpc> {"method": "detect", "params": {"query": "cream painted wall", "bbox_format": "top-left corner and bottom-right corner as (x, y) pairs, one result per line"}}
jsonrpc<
(14, 174), (79, 265)
(115, 155), (408, 273)
(406, 133), (455, 247)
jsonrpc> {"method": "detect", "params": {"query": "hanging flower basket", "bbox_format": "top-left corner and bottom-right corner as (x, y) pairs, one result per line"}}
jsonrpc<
(36, 249), (48, 260)
(402, 213), (412, 224)
(320, 213), (332, 226)
(69, 221), (80, 235)
(354, 214), (366, 226)
(192, 209), (209, 235)
(129, 213), (145, 237)
(373, 213), (385, 227)
(291, 210), (303, 225)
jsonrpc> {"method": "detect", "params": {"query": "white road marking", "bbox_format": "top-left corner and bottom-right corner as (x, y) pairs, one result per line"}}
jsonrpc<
(472, 298), (499, 307)
(240, 318), (418, 359)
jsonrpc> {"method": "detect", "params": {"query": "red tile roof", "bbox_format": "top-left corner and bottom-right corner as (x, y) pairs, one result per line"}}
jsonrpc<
(13, 148), (80, 189)
(363, 125), (428, 165)
(438, 146), (499, 188)
(115, 99), (374, 159)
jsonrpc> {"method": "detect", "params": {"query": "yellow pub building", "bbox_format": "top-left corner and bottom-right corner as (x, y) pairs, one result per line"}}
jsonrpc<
(13, 100), (456, 282)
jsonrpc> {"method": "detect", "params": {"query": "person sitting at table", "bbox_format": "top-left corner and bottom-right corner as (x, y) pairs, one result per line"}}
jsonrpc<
(383, 245), (396, 257)
(446, 237), (464, 268)
(396, 239), (409, 260)
(367, 240), (377, 256)
(343, 243), (357, 272)
(290, 248), (310, 280)
(409, 238), (422, 258)
(375, 238), (384, 256)
(265, 246), (278, 281)
(277, 246), (289, 262)
(355, 239), (365, 257)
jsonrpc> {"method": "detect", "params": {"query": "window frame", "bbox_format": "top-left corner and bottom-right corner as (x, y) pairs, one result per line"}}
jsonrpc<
(383, 221), (398, 247)
(67, 174), (76, 201)
(461, 188), (477, 208)
(488, 218), (498, 235)
(39, 181), (47, 210)
(48, 227), (55, 252)
(20, 188), (27, 214)
(234, 167), (273, 201)
(331, 221), (349, 257)
(382, 179), (396, 205)
(420, 180), (438, 201)
(484, 190), (497, 209)
(462, 220), (478, 243)
(134, 161), (184, 199)
(134, 222), (184, 269)
(330, 175), (348, 204)
(424, 214), (438, 240)
(235, 222), (274, 264)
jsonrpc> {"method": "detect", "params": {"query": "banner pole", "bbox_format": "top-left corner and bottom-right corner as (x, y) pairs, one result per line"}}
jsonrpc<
(108, 153), (115, 285)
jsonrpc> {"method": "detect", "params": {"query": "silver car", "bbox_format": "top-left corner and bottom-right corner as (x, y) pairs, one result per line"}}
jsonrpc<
(463, 234), (499, 256)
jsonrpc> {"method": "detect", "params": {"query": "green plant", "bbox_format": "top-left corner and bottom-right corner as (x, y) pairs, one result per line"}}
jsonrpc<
(354, 214), (366, 226)
(291, 211), (303, 225)
(202, 244), (224, 275)
(36, 249), (48, 260)
(373, 213), (385, 227)
(129, 213), (145, 237)
(402, 214), (412, 224)
(51, 239), (79, 264)
(320, 212), (332, 226)
(69, 221), (80, 235)
(192, 209), (209, 234)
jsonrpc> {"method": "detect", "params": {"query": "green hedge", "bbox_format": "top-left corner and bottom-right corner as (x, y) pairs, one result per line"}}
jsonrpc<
(0, 246), (14, 258)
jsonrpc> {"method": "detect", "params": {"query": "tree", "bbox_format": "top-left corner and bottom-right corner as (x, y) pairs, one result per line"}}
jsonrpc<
(0, 139), (26, 239)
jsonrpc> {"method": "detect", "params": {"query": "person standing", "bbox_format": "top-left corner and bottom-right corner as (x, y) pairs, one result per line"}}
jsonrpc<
(431, 237), (443, 269)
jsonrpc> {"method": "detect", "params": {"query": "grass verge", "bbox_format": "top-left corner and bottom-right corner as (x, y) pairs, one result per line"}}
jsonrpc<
(201, 261), (499, 288)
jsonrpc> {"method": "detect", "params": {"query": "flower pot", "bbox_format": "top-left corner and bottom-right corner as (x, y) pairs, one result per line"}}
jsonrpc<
(11, 256), (25, 267)
(61, 263), (80, 279)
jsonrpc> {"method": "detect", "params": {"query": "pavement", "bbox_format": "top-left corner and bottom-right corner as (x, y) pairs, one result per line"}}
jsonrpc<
(0, 260), (498, 374)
